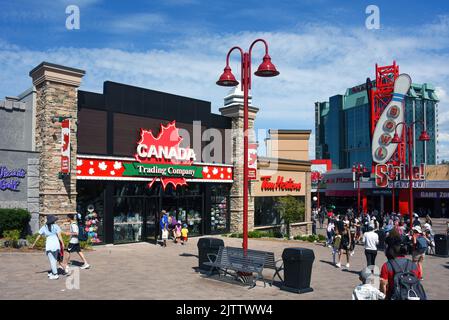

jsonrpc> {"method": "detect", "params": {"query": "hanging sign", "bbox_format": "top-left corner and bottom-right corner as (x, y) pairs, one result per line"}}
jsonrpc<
(61, 119), (71, 174)
(248, 143), (257, 180)
(371, 74), (411, 164)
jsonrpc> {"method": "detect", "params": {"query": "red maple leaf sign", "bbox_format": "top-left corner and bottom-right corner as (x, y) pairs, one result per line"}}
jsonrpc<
(134, 121), (194, 189)
(62, 133), (70, 152)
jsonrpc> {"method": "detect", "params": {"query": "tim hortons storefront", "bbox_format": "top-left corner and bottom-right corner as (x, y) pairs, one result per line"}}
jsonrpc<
(21, 62), (312, 244)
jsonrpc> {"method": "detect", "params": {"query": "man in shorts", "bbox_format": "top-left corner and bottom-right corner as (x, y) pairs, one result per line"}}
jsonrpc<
(64, 214), (90, 273)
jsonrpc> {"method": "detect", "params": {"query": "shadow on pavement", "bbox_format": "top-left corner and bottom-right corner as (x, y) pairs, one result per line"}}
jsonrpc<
(179, 253), (198, 258)
(319, 259), (337, 267)
(341, 269), (361, 275)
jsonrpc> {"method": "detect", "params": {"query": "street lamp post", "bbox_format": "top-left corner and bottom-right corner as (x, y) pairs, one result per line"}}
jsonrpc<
(216, 39), (279, 253)
(391, 121), (430, 229)
(352, 163), (367, 218)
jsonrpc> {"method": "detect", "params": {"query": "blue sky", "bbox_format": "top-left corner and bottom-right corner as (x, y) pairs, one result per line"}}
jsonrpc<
(1, 0), (449, 160)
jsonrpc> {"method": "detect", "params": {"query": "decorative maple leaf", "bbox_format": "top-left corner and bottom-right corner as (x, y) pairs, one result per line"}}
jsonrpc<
(135, 121), (193, 190)
(62, 133), (70, 151)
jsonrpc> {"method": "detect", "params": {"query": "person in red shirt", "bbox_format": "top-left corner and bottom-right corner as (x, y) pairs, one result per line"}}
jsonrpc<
(380, 230), (422, 299)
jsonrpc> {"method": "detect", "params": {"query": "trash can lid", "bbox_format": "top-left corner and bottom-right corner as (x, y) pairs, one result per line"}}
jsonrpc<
(197, 237), (225, 248)
(282, 247), (315, 261)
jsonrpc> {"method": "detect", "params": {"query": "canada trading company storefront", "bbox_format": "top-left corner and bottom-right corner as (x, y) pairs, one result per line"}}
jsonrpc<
(75, 81), (234, 244)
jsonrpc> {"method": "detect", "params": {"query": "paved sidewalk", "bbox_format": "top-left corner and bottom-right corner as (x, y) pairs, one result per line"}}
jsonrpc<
(1, 236), (448, 300)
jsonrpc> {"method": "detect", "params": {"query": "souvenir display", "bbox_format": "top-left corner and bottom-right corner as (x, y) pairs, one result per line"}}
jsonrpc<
(85, 204), (102, 243)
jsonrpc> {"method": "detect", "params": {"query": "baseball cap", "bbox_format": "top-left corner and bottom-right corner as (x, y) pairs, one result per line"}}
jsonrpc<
(359, 267), (373, 283)
(413, 226), (423, 233)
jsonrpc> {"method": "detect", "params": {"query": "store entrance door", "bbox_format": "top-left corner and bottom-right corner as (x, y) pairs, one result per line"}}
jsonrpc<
(144, 197), (160, 243)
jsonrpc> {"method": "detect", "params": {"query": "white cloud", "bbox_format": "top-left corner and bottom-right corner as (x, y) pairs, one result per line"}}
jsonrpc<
(1, 16), (449, 161)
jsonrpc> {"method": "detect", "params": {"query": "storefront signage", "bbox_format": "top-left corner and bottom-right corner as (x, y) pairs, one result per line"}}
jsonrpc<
(248, 143), (257, 180)
(123, 163), (203, 178)
(375, 163), (426, 188)
(76, 157), (233, 183)
(261, 176), (302, 192)
(61, 119), (71, 174)
(371, 74), (411, 164)
(133, 121), (197, 189)
(0, 166), (26, 191)
(416, 191), (449, 199)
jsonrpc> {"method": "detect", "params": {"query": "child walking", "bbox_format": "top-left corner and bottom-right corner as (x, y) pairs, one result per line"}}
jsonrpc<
(63, 214), (90, 273)
(161, 226), (168, 247)
(181, 224), (189, 245)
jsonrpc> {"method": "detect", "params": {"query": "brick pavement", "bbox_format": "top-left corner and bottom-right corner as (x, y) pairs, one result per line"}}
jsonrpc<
(0, 236), (448, 300)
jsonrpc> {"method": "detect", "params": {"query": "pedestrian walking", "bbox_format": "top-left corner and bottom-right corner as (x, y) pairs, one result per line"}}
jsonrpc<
(31, 215), (65, 280)
(411, 226), (428, 278)
(363, 226), (379, 267)
(326, 219), (335, 247)
(337, 225), (352, 269)
(63, 214), (90, 272)
(380, 230), (426, 300)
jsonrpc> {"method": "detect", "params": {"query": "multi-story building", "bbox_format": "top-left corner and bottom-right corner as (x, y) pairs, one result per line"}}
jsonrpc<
(315, 81), (439, 169)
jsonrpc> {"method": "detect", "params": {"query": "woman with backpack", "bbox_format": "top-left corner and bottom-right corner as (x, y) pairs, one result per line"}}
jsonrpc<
(31, 214), (65, 280)
(63, 213), (90, 273)
(380, 230), (425, 300)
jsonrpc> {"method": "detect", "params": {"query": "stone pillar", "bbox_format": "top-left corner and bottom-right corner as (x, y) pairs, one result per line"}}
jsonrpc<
(29, 62), (85, 224)
(220, 88), (258, 233)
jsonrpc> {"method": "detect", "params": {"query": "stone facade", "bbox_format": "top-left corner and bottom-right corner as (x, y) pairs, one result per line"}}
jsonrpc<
(220, 89), (258, 233)
(29, 62), (85, 225)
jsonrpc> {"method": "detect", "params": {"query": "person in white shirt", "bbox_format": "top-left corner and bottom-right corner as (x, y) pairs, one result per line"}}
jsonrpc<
(363, 226), (379, 267)
(63, 214), (90, 273)
(352, 267), (385, 300)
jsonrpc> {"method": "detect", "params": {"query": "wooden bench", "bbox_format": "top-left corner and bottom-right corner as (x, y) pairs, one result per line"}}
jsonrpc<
(203, 246), (266, 288)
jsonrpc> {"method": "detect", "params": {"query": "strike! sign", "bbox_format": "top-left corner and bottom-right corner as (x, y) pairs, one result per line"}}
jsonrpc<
(375, 163), (426, 188)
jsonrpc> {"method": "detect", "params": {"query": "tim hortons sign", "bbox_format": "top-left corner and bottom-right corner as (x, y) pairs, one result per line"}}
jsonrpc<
(375, 163), (426, 188)
(261, 176), (302, 192)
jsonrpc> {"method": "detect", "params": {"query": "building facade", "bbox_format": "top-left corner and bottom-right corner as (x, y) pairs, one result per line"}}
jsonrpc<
(315, 81), (439, 169)
(0, 62), (312, 243)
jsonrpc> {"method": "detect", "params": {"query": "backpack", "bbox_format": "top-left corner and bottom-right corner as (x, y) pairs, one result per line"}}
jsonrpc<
(389, 259), (427, 300)
(415, 236), (428, 254)
(76, 222), (88, 241)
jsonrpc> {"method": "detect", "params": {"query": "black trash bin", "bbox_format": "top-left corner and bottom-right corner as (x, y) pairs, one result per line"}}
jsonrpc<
(281, 248), (315, 294)
(434, 234), (449, 258)
(197, 237), (225, 273)
(376, 229), (386, 251)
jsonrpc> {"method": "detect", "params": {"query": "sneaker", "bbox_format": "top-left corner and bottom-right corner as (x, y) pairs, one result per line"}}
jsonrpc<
(336, 263), (341, 268)
(65, 266), (70, 274)
(48, 274), (59, 280)
(350, 251), (354, 256)
(346, 263), (350, 268)
(80, 264), (90, 270)
(47, 272), (52, 277)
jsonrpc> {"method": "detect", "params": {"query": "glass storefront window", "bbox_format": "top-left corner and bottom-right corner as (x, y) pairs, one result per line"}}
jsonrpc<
(76, 181), (105, 244)
(210, 185), (230, 234)
(113, 197), (144, 243)
(255, 196), (305, 227)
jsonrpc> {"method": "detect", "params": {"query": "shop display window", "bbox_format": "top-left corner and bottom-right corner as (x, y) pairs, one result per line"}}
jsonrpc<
(76, 181), (105, 244)
(210, 185), (230, 234)
(113, 197), (144, 244)
(255, 196), (305, 227)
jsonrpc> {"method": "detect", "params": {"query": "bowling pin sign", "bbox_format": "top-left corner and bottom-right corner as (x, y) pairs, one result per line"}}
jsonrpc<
(371, 74), (412, 164)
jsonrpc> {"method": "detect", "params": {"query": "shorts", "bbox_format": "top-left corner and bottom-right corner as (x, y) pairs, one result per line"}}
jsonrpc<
(412, 251), (425, 262)
(181, 236), (188, 241)
(67, 243), (81, 253)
